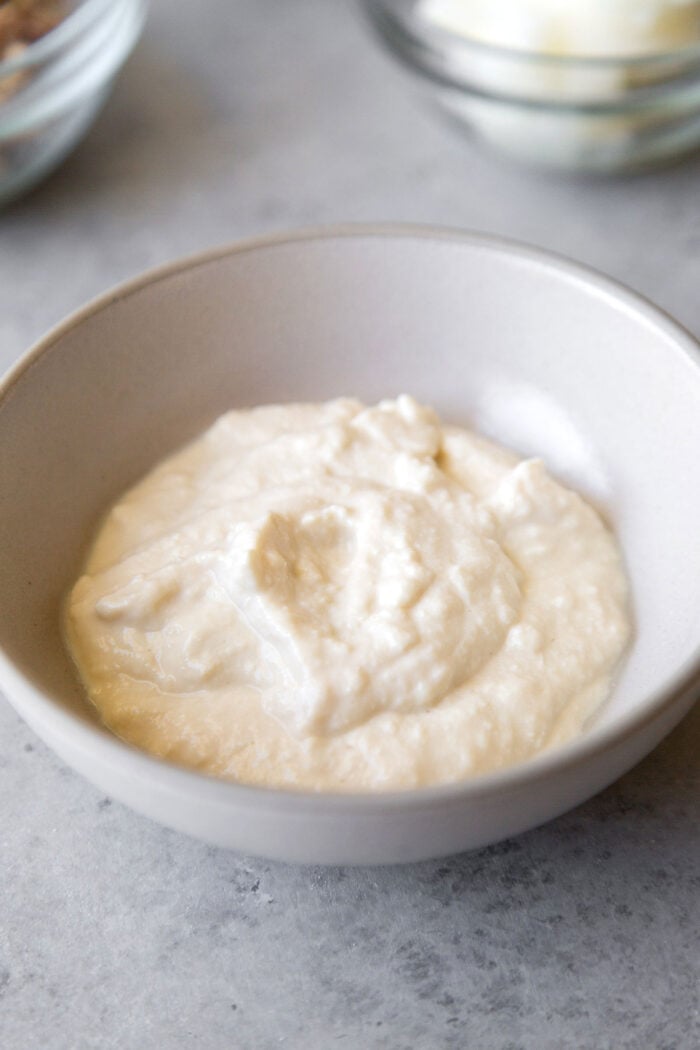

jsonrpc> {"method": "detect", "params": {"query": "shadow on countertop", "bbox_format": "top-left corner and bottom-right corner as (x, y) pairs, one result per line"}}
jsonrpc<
(2, 41), (234, 221)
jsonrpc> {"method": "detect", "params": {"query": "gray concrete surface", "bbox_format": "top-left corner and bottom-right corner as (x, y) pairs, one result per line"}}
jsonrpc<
(1, 2), (698, 1047)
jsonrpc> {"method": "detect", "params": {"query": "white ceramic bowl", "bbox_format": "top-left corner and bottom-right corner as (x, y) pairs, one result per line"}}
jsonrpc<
(1, 227), (699, 865)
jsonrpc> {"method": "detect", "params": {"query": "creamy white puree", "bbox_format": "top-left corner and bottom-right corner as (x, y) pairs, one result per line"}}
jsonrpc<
(66, 397), (630, 791)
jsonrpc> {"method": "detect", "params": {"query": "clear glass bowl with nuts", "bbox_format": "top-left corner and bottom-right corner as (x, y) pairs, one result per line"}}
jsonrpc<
(0, 0), (147, 206)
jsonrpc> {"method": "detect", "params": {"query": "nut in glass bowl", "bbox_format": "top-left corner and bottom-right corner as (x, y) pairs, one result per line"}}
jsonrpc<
(0, 0), (147, 206)
(362, 0), (700, 172)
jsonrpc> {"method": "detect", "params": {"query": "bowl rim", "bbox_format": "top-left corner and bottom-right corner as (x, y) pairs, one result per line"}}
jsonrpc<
(1, 223), (699, 813)
(0, 0), (137, 76)
(363, 0), (700, 70)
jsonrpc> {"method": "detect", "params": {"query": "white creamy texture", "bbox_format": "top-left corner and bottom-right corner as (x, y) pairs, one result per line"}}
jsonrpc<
(66, 397), (631, 791)
(420, 0), (700, 57)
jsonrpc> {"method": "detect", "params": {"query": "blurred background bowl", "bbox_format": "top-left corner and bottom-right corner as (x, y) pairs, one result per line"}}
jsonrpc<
(362, 0), (700, 172)
(0, 0), (147, 206)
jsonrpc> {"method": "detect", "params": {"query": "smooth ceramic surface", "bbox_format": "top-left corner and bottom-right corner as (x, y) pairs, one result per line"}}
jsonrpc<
(1, 227), (699, 865)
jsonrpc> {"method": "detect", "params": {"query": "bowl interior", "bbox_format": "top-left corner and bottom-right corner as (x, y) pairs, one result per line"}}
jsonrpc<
(1, 231), (700, 752)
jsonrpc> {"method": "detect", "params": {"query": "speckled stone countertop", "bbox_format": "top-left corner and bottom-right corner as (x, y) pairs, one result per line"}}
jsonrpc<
(1, 2), (699, 1048)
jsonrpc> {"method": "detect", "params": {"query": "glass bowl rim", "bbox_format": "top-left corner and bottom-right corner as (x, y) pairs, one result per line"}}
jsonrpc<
(364, 0), (700, 69)
(0, 0), (126, 76)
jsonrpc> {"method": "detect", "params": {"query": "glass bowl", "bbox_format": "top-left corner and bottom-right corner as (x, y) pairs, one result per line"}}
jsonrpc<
(362, 0), (700, 172)
(0, 0), (147, 206)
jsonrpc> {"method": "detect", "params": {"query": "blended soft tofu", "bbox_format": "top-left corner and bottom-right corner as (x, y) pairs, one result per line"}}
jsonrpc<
(65, 396), (631, 791)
